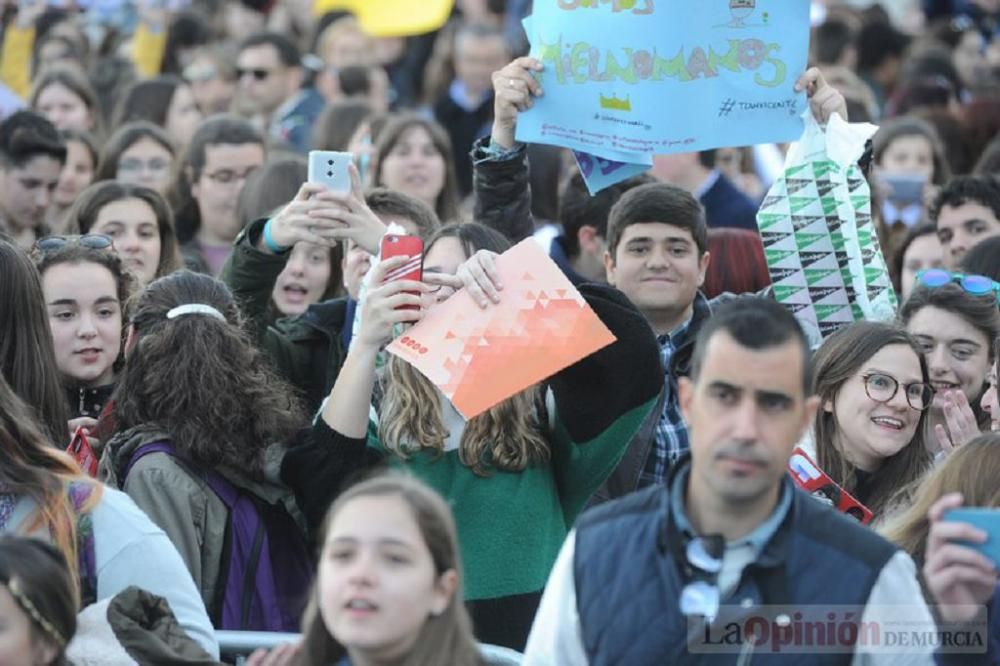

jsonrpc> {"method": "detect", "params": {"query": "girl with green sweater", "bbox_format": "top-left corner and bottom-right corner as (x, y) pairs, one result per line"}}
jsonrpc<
(282, 220), (662, 651)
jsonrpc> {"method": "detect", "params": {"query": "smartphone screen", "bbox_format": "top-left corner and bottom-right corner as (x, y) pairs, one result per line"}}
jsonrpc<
(881, 173), (926, 207)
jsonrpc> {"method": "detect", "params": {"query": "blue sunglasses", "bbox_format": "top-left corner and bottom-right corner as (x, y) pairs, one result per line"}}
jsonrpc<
(916, 269), (1000, 304)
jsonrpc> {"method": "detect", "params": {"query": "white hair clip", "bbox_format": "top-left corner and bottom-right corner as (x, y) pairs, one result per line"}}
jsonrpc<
(166, 304), (226, 321)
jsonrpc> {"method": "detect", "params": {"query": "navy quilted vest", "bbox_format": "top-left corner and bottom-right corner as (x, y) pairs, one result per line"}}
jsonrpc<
(573, 479), (899, 666)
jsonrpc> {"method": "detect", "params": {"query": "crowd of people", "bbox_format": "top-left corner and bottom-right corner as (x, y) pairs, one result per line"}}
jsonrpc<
(0, 0), (1000, 664)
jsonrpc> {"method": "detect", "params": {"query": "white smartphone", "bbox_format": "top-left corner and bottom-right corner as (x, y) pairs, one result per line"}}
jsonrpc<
(308, 150), (352, 193)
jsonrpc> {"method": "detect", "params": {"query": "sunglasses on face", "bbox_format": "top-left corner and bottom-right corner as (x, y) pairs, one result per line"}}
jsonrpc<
(236, 67), (272, 81)
(916, 269), (1000, 304)
(34, 234), (113, 252)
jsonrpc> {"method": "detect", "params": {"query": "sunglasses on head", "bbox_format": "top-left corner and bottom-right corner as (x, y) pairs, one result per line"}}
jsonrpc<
(236, 67), (271, 81)
(34, 234), (113, 252)
(916, 269), (1000, 304)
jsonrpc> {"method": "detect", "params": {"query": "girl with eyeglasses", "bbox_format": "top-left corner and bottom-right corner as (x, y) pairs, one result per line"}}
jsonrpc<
(67, 181), (182, 287)
(900, 275), (1000, 455)
(32, 236), (133, 426)
(94, 122), (177, 197)
(809, 321), (934, 522)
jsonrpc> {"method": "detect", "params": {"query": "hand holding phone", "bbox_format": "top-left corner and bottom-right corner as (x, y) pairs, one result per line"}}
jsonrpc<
(308, 150), (352, 193)
(880, 172), (927, 207)
(942, 507), (1000, 567)
(67, 426), (99, 477)
(380, 235), (424, 310)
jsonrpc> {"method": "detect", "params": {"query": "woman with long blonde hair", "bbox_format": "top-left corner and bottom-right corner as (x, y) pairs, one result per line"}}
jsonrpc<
(883, 433), (1000, 569)
(0, 373), (218, 657)
(285, 217), (662, 650)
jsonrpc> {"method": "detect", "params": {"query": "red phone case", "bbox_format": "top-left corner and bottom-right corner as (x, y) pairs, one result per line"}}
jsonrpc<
(381, 235), (424, 310)
(67, 427), (99, 478)
(788, 447), (874, 524)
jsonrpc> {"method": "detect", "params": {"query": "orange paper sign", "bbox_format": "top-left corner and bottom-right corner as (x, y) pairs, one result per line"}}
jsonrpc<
(387, 239), (617, 419)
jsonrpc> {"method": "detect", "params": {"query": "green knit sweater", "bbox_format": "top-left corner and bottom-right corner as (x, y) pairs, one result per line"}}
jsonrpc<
(281, 284), (664, 602)
(370, 398), (656, 600)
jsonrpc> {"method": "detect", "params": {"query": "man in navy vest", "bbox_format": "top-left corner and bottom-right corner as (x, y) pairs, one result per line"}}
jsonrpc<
(524, 299), (941, 665)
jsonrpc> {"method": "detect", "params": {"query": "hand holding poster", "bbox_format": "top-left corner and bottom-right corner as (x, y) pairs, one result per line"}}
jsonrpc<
(386, 240), (616, 419)
(517, 0), (811, 192)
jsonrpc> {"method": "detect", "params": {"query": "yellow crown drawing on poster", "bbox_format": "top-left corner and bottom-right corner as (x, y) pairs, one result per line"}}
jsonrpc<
(599, 94), (632, 111)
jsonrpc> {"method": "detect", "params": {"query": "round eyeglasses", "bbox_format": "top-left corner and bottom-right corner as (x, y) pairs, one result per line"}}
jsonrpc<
(861, 373), (934, 411)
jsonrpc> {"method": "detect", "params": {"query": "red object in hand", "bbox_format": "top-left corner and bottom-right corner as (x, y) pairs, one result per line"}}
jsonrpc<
(68, 427), (98, 477)
(788, 446), (874, 524)
(380, 235), (424, 310)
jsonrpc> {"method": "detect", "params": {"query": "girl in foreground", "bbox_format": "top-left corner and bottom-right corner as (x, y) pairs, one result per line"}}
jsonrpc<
(249, 474), (485, 666)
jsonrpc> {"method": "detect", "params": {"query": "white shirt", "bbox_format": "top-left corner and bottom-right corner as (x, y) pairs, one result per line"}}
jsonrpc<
(523, 531), (938, 665)
(6, 486), (219, 658)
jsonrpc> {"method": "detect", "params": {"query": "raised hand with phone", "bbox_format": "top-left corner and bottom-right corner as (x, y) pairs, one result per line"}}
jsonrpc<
(304, 159), (392, 255)
(257, 151), (388, 255)
(925, 492), (999, 624)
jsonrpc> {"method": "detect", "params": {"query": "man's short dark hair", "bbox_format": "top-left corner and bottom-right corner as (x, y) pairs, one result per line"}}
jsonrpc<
(606, 182), (708, 258)
(959, 235), (1000, 283)
(0, 111), (66, 168)
(184, 114), (264, 181)
(690, 298), (812, 395)
(813, 18), (855, 65)
(366, 188), (440, 239)
(697, 150), (716, 170)
(929, 175), (1000, 225)
(857, 22), (910, 71)
(239, 31), (301, 68)
(558, 171), (655, 258)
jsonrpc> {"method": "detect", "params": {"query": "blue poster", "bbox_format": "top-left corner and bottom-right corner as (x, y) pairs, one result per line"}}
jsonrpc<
(517, 0), (811, 169)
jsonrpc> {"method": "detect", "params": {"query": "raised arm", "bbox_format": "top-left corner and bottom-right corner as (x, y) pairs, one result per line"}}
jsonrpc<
(471, 57), (545, 244)
(220, 182), (348, 344)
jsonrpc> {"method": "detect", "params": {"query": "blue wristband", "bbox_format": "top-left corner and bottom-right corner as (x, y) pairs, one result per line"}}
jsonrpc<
(262, 219), (289, 254)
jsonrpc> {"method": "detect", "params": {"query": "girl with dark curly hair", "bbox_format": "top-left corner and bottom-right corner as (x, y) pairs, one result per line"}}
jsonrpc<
(101, 270), (340, 632)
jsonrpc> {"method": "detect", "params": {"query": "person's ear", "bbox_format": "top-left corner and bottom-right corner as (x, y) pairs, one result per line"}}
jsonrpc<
(697, 250), (711, 287)
(577, 225), (600, 256)
(430, 569), (458, 617)
(603, 249), (616, 285)
(187, 166), (200, 199)
(678, 376), (694, 423)
(803, 395), (821, 432)
(289, 66), (304, 94)
(124, 324), (138, 355)
(33, 638), (58, 666)
(317, 68), (342, 103)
